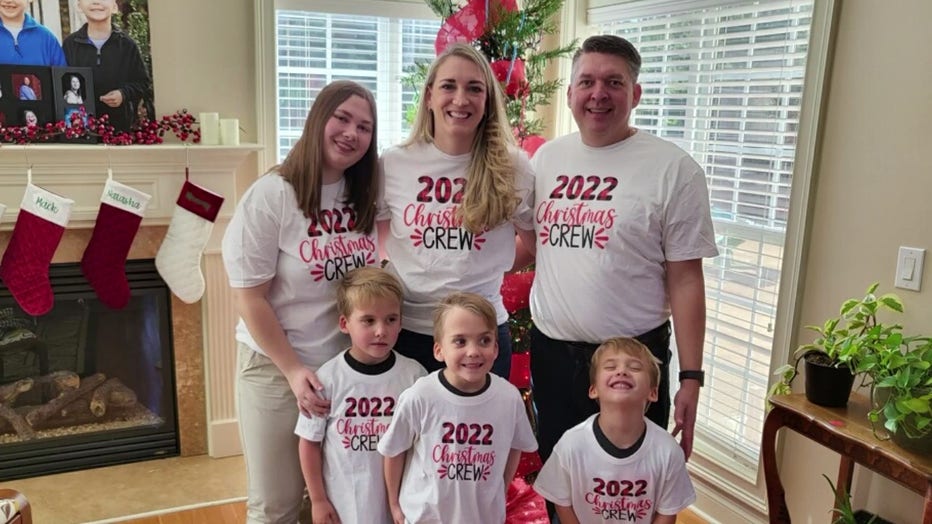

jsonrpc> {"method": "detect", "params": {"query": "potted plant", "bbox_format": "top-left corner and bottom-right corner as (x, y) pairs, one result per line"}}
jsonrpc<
(769, 284), (905, 408)
(823, 474), (891, 524)
(864, 335), (932, 454)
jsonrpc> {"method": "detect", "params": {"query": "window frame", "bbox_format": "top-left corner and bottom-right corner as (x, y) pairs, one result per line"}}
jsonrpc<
(254, 0), (438, 170)
(573, 0), (839, 519)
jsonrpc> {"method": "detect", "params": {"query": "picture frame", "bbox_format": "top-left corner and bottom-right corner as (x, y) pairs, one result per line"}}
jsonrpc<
(29, 0), (155, 130)
(0, 65), (55, 130)
(52, 66), (97, 143)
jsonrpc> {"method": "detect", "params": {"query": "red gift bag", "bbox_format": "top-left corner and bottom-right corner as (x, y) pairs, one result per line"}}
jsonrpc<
(505, 477), (549, 524)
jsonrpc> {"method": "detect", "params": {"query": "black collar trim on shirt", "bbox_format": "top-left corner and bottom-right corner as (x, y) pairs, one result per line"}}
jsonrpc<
(592, 414), (646, 459)
(343, 350), (395, 375)
(437, 371), (491, 396)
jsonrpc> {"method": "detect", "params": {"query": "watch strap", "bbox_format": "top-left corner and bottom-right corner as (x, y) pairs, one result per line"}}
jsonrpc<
(679, 370), (705, 387)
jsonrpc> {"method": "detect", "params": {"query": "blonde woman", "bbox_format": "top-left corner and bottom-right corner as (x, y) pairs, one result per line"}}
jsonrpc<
(378, 43), (535, 379)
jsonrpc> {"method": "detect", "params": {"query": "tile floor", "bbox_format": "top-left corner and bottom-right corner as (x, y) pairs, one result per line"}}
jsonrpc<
(2, 454), (245, 523)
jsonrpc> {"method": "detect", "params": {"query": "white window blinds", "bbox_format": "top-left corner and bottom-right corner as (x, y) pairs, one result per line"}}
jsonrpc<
(275, 10), (440, 161)
(591, 0), (814, 476)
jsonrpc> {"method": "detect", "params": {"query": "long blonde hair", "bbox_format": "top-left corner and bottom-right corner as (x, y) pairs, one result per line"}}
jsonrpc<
(275, 81), (379, 234)
(405, 44), (518, 234)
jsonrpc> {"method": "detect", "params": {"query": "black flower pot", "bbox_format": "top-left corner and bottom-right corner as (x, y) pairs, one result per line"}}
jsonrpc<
(853, 509), (894, 524)
(803, 351), (854, 407)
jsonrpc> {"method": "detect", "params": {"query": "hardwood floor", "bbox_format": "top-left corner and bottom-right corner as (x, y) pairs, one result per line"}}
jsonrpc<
(118, 501), (246, 524)
(120, 501), (707, 523)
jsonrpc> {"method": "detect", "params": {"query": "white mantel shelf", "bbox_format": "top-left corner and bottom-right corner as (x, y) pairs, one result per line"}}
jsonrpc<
(0, 143), (262, 171)
(0, 143), (261, 229)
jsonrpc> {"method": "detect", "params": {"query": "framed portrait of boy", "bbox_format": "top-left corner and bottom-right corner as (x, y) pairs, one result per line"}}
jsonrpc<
(52, 66), (97, 143)
(0, 65), (56, 131)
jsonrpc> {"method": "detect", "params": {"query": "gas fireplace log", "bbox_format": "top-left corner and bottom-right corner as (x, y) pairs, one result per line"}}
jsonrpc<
(0, 378), (34, 405)
(0, 403), (35, 440)
(36, 371), (81, 397)
(90, 378), (138, 417)
(60, 399), (90, 418)
(25, 373), (106, 427)
(0, 403), (137, 432)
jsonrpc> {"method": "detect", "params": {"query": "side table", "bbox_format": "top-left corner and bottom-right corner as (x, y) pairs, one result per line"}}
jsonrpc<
(762, 393), (932, 523)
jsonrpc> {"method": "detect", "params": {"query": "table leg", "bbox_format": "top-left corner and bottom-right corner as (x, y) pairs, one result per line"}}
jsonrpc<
(762, 408), (791, 523)
(922, 483), (932, 524)
(836, 455), (854, 498)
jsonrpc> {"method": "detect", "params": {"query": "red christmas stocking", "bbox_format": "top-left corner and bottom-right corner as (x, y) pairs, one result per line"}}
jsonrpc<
(81, 177), (152, 309)
(0, 184), (74, 316)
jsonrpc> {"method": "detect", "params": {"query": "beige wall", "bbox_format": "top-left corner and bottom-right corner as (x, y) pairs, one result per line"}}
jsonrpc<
(147, 0), (262, 222)
(780, 0), (931, 521)
(148, 0), (257, 145)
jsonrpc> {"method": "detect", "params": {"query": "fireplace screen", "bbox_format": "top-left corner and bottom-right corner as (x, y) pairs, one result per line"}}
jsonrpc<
(0, 260), (179, 481)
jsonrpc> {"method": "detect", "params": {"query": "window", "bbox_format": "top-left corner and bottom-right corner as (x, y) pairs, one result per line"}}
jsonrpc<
(591, 0), (814, 481)
(275, 9), (440, 160)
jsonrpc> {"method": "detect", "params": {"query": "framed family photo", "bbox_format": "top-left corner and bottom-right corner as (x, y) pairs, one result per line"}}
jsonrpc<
(0, 65), (55, 129)
(52, 66), (96, 142)
(28, 0), (155, 130)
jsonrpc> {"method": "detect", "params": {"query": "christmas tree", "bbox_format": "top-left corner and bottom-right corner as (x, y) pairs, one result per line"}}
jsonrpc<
(408, 0), (575, 149)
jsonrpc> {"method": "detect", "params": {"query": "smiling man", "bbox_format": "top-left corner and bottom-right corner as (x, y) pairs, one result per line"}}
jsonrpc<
(527, 35), (719, 467)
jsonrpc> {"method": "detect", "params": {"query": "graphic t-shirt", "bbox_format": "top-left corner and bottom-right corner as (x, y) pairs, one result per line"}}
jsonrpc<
(222, 173), (378, 367)
(377, 142), (535, 334)
(295, 350), (426, 524)
(377, 371), (539, 523)
(529, 131), (719, 342)
(534, 414), (696, 523)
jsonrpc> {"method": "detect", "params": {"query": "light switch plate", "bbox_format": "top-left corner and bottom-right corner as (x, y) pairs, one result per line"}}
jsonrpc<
(894, 246), (925, 291)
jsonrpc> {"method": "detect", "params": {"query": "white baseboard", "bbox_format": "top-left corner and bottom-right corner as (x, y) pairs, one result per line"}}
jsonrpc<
(692, 478), (767, 524)
(86, 496), (247, 523)
(208, 418), (243, 458)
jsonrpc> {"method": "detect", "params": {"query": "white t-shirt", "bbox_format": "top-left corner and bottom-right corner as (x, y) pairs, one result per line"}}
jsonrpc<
(534, 414), (696, 523)
(377, 371), (539, 524)
(222, 173), (378, 368)
(294, 350), (427, 524)
(377, 142), (535, 334)
(529, 131), (719, 342)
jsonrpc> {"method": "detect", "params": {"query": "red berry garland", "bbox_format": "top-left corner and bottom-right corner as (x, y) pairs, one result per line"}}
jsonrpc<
(0, 108), (202, 145)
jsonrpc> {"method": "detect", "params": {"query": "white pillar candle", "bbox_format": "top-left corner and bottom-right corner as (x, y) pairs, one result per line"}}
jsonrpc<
(220, 118), (240, 146)
(199, 112), (220, 145)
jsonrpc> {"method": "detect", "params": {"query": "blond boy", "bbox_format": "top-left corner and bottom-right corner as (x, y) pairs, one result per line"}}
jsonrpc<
(294, 267), (426, 524)
(535, 338), (695, 523)
(378, 292), (538, 524)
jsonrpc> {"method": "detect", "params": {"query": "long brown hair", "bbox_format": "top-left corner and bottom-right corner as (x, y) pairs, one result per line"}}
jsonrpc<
(405, 44), (518, 234)
(275, 80), (379, 234)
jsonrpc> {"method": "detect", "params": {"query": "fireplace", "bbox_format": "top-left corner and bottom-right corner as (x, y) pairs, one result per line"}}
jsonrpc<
(0, 259), (179, 481)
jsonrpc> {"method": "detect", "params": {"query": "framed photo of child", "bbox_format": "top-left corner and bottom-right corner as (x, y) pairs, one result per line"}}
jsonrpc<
(52, 66), (96, 142)
(0, 65), (56, 131)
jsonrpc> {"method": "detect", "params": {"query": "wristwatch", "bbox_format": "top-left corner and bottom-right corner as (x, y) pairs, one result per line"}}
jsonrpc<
(678, 370), (705, 387)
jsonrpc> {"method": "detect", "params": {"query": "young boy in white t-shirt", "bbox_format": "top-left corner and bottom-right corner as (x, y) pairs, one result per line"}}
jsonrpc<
(534, 338), (696, 523)
(294, 267), (426, 524)
(377, 292), (538, 524)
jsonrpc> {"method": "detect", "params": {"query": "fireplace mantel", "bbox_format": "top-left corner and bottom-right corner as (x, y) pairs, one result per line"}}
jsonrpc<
(0, 144), (261, 229)
(0, 143), (262, 459)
